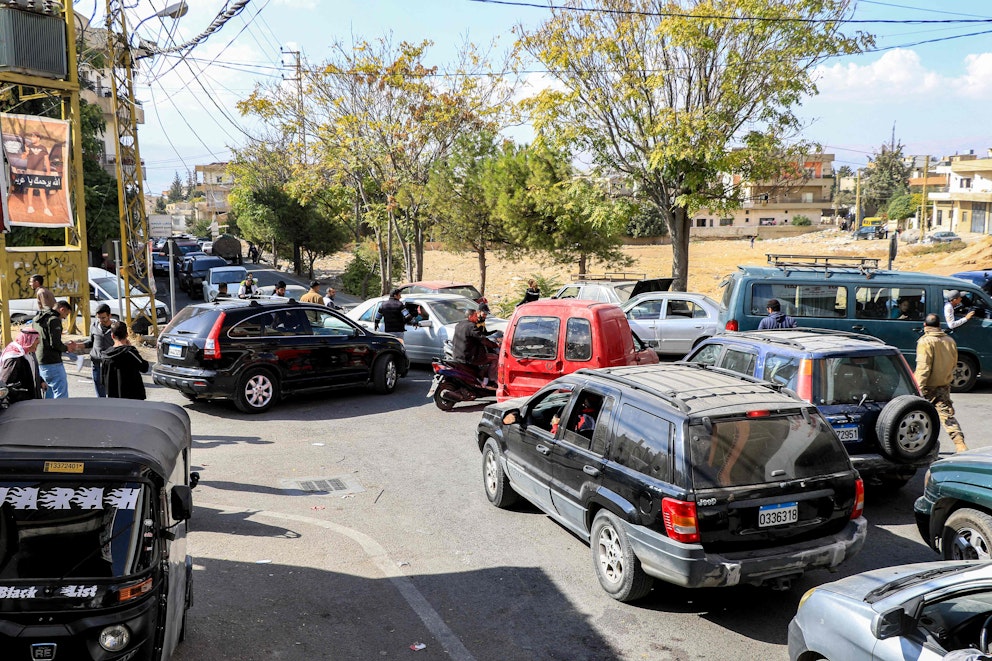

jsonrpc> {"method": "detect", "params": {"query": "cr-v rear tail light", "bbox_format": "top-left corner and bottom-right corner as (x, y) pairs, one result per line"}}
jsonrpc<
(662, 497), (700, 543)
(851, 478), (865, 520)
(795, 358), (813, 402)
(203, 312), (226, 360)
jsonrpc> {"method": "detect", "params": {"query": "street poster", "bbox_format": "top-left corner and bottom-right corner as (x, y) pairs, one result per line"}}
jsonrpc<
(0, 113), (72, 228)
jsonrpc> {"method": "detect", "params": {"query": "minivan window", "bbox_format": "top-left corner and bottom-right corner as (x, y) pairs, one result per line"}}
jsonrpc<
(750, 284), (846, 318)
(855, 286), (925, 320)
(564, 318), (592, 361)
(814, 353), (916, 405)
(689, 414), (849, 488)
(511, 316), (560, 360)
(163, 306), (220, 336)
(611, 404), (671, 481)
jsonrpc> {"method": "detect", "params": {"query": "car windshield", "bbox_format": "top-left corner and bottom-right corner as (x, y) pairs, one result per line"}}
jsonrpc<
(211, 269), (247, 284)
(428, 299), (479, 325)
(192, 258), (227, 271)
(0, 480), (154, 579)
(441, 285), (482, 300)
(689, 413), (850, 488)
(93, 277), (143, 298)
(813, 353), (916, 405)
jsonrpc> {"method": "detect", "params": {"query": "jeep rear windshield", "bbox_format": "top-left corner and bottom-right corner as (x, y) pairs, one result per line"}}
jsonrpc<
(162, 306), (221, 337)
(689, 413), (850, 488)
(0, 481), (154, 579)
(814, 353), (916, 405)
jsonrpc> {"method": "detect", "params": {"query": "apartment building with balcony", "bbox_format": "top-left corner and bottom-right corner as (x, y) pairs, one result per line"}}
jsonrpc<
(925, 150), (992, 235)
(692, 154), (837, 229)
(194, 162), (232, 227)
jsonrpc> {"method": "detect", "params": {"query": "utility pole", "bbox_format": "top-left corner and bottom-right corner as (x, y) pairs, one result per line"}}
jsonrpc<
(919, 155), (930, 243)
(854, 169), (862, 229)
(281, 47), (304, 274)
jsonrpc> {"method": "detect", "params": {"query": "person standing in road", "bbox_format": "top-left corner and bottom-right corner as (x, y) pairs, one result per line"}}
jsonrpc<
(915, 313), (968, 453)
(30, 274), (56, 311)
(35, 300), (81, 399)
(324, 286), (341, 310)
(757, 299), (797, 330)
(273, 281), (288, 298)
(101, 321), (149, 400)
(238, 273), (259, 299)
(944, 290), (976, 330)
(374, 289), (411, 338)
(300, 280), (324, 304)
(80, 304), (114, 397)
(0, 327), (45, 402)
(517, 279), (540, 307)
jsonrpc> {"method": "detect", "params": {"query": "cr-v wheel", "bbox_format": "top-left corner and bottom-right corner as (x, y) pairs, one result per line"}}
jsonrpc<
(590, 511), (653, 602)
(234, 367), (279, 413)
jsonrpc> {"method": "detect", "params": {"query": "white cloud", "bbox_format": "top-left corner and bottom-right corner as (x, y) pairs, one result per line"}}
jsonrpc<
(812, 49), (942, 102)
(953, 52), (992, 98)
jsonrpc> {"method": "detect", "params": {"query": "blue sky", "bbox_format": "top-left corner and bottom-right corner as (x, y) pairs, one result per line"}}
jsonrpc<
(88, 0), (992, 191)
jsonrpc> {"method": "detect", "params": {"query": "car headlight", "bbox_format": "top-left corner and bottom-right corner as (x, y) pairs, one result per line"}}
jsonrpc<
(797, 587), (817, 611)
(98, 624), (130, 651)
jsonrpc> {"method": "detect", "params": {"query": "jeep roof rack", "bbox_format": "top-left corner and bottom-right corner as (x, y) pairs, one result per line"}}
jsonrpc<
(569, 272), (647, 282)
(765, 254), (880, 278)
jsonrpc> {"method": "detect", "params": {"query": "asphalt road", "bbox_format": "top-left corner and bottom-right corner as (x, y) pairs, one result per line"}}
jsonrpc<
(54, 355), (992, 661)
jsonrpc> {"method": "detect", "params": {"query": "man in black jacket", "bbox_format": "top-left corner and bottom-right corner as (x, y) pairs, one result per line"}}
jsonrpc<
(452, 309), (498, 387)
(35, 300), (81, 399)
(374, 289), (411, 337)
(101, 322), (150, 400)
(80, 304), (114, 396)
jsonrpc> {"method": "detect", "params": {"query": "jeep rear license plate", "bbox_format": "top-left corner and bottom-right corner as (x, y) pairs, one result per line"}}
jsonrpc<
(759, 502), (798, 527)
(834, 425), (859, 442)
(167, 344), (183, 358)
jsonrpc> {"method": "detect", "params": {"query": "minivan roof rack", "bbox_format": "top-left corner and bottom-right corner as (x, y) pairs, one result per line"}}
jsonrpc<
(765, 254), (879, 278)
(569, 272), (647, 282)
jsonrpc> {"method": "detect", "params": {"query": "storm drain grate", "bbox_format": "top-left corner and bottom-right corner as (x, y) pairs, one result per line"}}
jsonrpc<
(280, 475), (365, 496)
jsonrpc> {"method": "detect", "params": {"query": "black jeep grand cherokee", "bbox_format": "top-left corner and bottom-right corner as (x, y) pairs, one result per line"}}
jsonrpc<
(153, 299), (409, 413)
(479, 362), (866, 602)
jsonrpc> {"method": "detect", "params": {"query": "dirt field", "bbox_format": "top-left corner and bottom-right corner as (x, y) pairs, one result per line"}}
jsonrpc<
(315, 229), (992, 309)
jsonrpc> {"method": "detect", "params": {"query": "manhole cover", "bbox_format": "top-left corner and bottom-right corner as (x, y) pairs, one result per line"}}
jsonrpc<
(280, 475), (364, 496)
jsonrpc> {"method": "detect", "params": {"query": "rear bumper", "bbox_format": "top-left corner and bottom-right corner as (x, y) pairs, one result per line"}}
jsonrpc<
(623, 517), (867, 589)
(153, 364), (227, 398)
(850, 450), (936, 476)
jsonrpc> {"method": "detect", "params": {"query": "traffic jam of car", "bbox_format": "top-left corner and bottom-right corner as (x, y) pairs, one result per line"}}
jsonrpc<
(32, 242), (992, 660)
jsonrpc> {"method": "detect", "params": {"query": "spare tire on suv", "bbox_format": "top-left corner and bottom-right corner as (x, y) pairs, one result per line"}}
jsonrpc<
(876, 395), (940, 462)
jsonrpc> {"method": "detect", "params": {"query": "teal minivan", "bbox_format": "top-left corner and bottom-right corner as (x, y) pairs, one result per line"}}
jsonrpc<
(719, 255), (992, 392)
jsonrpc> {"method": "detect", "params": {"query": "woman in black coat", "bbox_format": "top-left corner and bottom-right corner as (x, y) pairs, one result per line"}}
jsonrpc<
(0, 328), (45, 402)
(100, 322), (150, 400)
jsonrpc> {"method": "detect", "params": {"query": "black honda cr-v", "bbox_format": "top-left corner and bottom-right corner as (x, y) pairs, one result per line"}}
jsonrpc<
(153, 299), (409, 413)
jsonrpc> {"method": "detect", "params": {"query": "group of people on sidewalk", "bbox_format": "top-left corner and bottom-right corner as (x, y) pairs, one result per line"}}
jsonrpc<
(759, 294), (972, 454)
(0, 274), (149, 404)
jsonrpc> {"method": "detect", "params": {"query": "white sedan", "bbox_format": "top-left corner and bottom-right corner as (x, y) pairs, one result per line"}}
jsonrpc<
(621, 291), (722, 355)
(347, 293), (505, 364)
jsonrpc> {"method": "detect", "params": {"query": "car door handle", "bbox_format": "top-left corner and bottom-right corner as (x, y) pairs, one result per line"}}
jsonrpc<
(583, 465), (600, 476)
(851, 325), (866, 332)
(536, 444), (551, 456)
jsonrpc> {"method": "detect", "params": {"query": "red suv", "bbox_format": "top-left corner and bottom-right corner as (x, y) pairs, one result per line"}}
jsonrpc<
(497, 299), (658, 401)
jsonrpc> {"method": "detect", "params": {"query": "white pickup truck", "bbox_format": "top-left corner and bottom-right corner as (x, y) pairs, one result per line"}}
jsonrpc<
(10, 267), (170, 333)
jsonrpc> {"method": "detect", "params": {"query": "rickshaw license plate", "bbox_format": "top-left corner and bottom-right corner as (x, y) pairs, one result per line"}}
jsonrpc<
(30, 643), (57, 660)
(834, 425), (859, 442)
(759, 502), (798, 527)
(167, 344), (183, 358)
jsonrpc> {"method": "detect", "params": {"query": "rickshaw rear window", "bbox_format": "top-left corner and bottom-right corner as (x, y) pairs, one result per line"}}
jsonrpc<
(0, 481), (154, 579)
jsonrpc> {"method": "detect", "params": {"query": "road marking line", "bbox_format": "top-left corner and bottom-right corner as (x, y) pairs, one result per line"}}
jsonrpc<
(201, 503), (476, 661)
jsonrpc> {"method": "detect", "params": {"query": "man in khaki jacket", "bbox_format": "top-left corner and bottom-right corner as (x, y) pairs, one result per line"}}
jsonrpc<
(915, 313), (967, 452)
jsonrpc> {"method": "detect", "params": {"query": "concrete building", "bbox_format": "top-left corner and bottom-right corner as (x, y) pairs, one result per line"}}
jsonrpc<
(926, 151), (992, 235)
(194, 162), (232, 231)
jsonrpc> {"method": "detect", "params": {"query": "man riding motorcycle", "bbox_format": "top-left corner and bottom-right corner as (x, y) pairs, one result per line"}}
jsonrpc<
(451, 308), (498, 387)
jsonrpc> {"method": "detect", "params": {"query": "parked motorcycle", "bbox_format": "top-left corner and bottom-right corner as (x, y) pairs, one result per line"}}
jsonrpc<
(428, 332), (501, 411)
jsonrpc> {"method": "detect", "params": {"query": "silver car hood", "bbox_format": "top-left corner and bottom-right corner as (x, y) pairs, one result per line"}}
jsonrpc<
(814, 560), (992, 605)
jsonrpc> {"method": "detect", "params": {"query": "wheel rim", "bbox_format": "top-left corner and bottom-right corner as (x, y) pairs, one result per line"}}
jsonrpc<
(384, 360), (397, 389)
(244, 374), (273, 408)
(596, 524), (624, 585)
(895, 411), (932, 453)
(484, 450), (499, 497)
(953, 527), (992, 560)
(952, 361), (974, 389)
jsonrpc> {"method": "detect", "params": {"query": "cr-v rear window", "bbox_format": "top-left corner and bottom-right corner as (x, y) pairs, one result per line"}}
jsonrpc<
(162, 306), (221, 337)
(689, 413), (850, 488)
(813, 353), (916, 405)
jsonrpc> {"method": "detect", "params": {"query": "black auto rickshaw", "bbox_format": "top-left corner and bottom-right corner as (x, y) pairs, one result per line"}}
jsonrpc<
(0, 399), (197, 660)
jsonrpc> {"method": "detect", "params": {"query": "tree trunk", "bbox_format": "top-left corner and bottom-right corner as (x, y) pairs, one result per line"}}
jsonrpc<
(477, 246), (487, 296)
(271, 238), (278, 270)
(385, 214), (394, 294)
(415, 221), (425, 281)
(578, 253), (587, 276)
(669, 206), (691, 292)
(293, 242), (302, 276)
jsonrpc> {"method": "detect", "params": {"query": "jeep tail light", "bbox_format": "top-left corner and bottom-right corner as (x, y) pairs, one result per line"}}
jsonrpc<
(795, 358), (813, 402)
(204, 311), (226, 360)
(662, 497), (700, 544)
(900, 354), (921, 392)
(725, 319), (738, 331)
(851, 478), (864, 520)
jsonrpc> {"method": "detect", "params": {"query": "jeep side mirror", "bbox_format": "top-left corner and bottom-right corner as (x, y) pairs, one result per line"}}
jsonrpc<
(171, 485), (193, 521)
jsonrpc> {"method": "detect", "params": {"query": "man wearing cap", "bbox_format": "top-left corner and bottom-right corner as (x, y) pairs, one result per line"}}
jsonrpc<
(238, 272), (259, 299)
(300, 280), (324, 304)
(916, 313), (968, 452)
(374, 289), (411, 337)
(944, 290), (976, 330)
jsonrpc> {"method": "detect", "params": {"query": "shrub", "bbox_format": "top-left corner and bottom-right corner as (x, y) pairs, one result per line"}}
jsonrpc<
(907, 241), (966, 256)
(791, 215), (812, 226)
(340, 241), (402, 298)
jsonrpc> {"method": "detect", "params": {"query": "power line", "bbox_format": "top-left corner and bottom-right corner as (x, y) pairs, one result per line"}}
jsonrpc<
(856, 0), (992, 20)
(137, 0), (253, 59)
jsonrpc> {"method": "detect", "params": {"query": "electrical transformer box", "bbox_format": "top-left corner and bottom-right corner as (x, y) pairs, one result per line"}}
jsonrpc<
(0, 7), (67, 80)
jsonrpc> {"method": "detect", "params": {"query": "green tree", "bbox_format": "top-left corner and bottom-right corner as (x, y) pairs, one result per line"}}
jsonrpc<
(518, 0), (870, 290)
(154, 196), (167, 213)
(886, 192), (915, 222)
(862, 142), (911, 216)
(168, 171), (184, 203)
